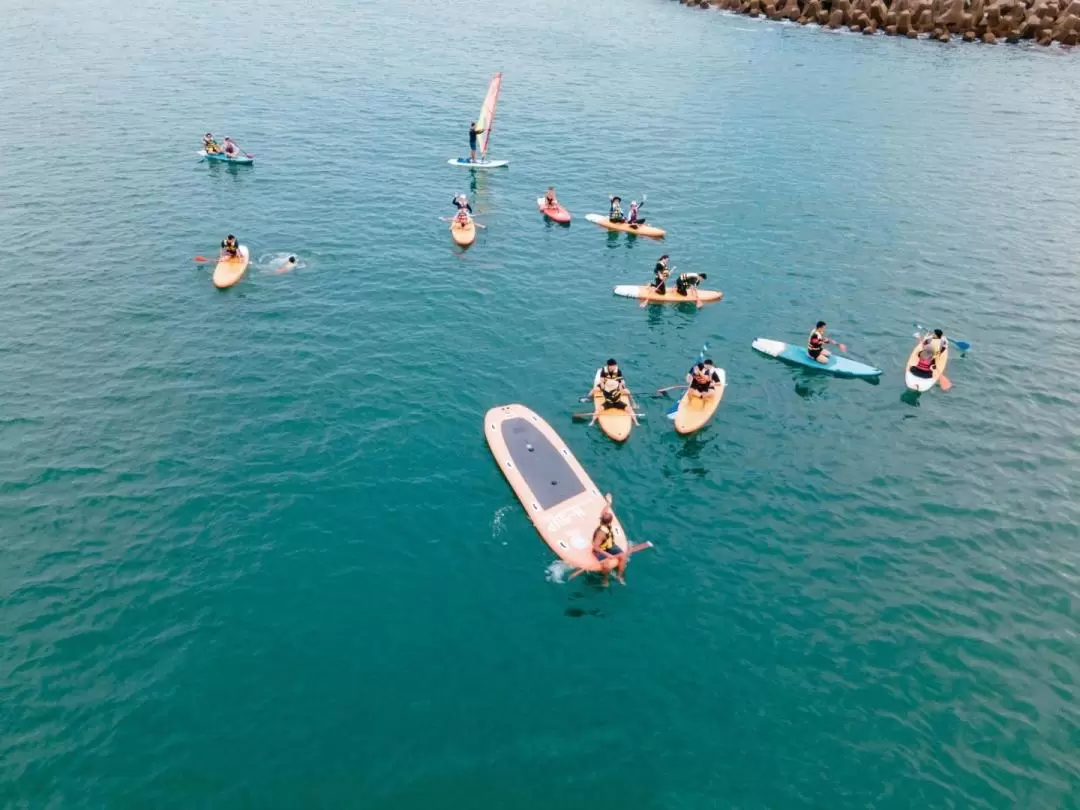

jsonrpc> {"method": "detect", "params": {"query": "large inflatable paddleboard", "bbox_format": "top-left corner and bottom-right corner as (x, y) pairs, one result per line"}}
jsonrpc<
(212, 246), (250, 289)
(537, 197), (571, 223)
(198, 150), (254, 165)
(484, 404), (629, 572)
(450, 219), (476, 247)
(613, 285), (723, 304)
(448, 158), (510, 169)
(752, 338), (882, 378)
(673, 368), (727, 435)
(591, 391), (633, 442)
(584, 214), (665, 239)
(904, 338), (949, 392)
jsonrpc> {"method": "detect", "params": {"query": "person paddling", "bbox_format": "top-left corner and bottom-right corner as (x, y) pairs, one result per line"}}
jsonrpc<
(591, 494), (627, 585)
(222, 137), (239, 158)
(220, 234), (240, 259)
(686, 358), (722, 400)
(808, 320), (845, 364)
(676, 271), (707, 297)
(651, 255), (671, 295)
(468, 121), (485, 163)
(922, 328), (948, 357)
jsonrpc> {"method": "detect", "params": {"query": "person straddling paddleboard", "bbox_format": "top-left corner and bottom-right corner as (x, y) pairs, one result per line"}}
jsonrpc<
(592, 497), (627, 586)
(203, 133), (220, 153)
(676, 272), (707, 297)
(468, 121), (485, 163)
(592, 359), (628, 410)
(651, 255), (671, 295)
(220, 234), (240, 259)
(608, 195), (625, 223)
(453, 207), (472, 226)
(808, 321), (846, 363)
(686, 358), (722, 400)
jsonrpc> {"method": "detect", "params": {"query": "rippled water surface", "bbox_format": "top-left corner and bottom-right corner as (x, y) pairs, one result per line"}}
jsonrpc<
(2, 0), (1080, 806)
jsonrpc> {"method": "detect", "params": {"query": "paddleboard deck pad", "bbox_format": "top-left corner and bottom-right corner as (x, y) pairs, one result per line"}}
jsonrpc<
(752, 338), (882, 378)
(484, 404), (628, 572)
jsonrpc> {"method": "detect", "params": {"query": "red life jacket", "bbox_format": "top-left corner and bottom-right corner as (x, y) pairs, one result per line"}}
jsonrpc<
(916, 354), (933, 372)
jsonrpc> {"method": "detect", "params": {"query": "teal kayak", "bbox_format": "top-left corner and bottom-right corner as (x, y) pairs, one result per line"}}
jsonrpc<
(197, 150), (254, 165)
(752, 338), (882, 378)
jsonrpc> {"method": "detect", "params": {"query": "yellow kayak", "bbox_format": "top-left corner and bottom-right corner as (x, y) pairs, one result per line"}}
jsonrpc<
(673, 369), (727, 435)
(212, 246), (250, 289)
(584, 214), (665, 239)
(592, 390), (633, 442)
(450, 219), (476, 247)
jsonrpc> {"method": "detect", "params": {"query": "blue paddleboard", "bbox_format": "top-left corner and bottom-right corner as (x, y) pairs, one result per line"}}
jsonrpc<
(752, 338), (881, 378)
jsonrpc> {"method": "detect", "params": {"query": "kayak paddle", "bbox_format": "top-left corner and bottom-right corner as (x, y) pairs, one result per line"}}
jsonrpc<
(938, 374), (953, 392)
(654, 385), (687, 396)
(572, 411), (644, 422)
(194, 256), (214, 263)
(567, 540), (654, 582)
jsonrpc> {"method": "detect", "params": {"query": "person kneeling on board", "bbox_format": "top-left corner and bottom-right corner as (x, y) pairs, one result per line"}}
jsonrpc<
(675, 272), (707, 297)
(808, 320), (843, 363)
(203, 133), (220, 153)
(651, 255), (671, 295)
(686, 358), (722, 399)
(608, 195), (625, 223)
(592, 498), (627, 585)
(592, 359), (628, 410)
(627, 200), (645, 225)
(220, 234), (240, 259)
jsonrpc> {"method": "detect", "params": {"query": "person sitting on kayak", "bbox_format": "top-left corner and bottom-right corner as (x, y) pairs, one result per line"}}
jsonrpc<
(676, 272), (707, 297)
(592, 498), (626, 585)
(468, 121), (485, 163)
(453, 207), (472, 226)
(203, 133), (220, 153)
(909, 348), (936, 378)
(651, 255), (671, 295)
(220, 234), (240, 259)
(808, 321), (844, 363)
(627, 200), (645, 225)
(544, 187), (559, 208)
(922, 328), (948, 357)
(609, 195), (625, 223)
(222, 137), (239, 158)
(452, 194), (473, 214)
(686, 358), (722, 399)
(592, 359), (627, 410)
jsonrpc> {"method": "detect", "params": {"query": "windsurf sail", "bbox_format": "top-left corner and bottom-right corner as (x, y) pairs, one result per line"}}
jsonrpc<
(476, 73), (502, 158)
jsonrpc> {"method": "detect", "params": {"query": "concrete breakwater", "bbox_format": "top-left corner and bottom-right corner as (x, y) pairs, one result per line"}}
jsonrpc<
(676, 0), (1080, 45)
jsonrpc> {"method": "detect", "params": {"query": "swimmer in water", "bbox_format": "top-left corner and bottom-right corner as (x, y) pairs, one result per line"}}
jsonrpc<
(275, 256), (298, 274)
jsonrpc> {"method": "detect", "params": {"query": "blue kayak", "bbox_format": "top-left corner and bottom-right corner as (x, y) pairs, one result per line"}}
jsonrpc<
(752, 338), (882, 378)
(198, 150), (254, 165)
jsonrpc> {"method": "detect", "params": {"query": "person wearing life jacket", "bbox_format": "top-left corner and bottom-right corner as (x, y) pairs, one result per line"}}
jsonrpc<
(203, 133), (220, 154)
(922, 328), (948, 358)
(222, 137), (239, 158)
(675, 272), (707, 297)
(220, 234), (240, 259)
(468, 121), (485, 163)
(627, 200), (646, 225)
(808, 320), (842, 363)
(591, 496), (626, 585)
(651, 255), (671, 295)
(453, 207), (472, 227)
(592, 358), (627, 410)
(909, 348), (936, 378)
(686, 358), (722, 400)
(608, 195), (625, 223)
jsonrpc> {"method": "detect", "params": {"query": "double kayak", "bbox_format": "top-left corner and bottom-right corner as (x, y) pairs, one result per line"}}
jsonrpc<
(613, 285), (723, 304)
(904, 339), (949, 392)
(450, 219), (476, 247)
(584, 214), (665, 239)
(752, 338), (882, 378)
(537, 198), (571, 224)
(212, 246), (250, 289)
(673, 368), (727, 435)
(592, 390), (633, 442)
(484, 404), (629, 573)
(198, 150), (254, 165)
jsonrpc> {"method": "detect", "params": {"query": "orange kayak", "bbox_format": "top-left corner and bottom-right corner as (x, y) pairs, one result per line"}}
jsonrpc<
(584, 214), (665, 238)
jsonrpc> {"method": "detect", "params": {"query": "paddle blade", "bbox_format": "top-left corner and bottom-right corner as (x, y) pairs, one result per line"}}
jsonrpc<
(953, 340), (970, 352)
(639, 297), (650, 309)
(938, 374), (952, 392)
(194, 256), (212, 263)
(838, 343), (848, 353)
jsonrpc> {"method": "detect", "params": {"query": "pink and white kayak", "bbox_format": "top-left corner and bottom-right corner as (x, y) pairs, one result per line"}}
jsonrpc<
(537, 197), (571, 224)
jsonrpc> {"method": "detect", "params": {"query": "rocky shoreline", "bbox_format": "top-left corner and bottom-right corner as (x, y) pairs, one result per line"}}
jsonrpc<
(677, 0), (1080, 46)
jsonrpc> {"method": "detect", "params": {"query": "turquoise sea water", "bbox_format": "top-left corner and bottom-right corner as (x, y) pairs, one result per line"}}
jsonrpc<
(3, 0), (1080, 806)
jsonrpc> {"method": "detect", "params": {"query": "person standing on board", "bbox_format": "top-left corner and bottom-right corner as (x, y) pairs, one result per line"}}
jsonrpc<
(468, 121), (485, 163)
(592, 494), (627, 585)
(808, 321), (845, 364)
(651, 255), (671, 295)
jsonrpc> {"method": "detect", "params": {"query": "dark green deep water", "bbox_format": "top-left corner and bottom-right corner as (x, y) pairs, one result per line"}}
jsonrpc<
(2, 0), (1079, 806)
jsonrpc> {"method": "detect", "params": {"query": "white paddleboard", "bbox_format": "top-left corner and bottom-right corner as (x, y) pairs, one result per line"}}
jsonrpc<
(447, 158), (510, 169)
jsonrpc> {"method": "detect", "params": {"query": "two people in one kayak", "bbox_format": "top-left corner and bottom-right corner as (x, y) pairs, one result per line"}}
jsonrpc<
(648, 255), (707, 298)
(608, 195), (645, 225)
(686, 358), (723, 400)
(204, 134), (240, 157)
(592, 493), (627, 585)
(807, 321), (847, 363)
(909, 329), (948, 378)
(591, 359), (628, 411)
